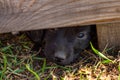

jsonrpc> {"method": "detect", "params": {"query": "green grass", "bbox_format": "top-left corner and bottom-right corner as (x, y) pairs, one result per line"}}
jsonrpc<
(0, 54), (7, 80)
(25, 64), (40, 80)
(90, 42), (113, 63)
(0, 33), (119, 80)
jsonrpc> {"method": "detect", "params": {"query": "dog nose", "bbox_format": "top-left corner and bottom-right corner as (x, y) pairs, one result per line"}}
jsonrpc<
(54, 51), (67, 62)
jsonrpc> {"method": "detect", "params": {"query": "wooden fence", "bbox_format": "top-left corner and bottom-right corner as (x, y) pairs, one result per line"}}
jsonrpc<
(0, 0), (120, 50)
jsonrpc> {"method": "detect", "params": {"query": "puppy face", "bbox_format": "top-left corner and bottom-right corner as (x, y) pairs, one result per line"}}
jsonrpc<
(44, 26), (91, 65)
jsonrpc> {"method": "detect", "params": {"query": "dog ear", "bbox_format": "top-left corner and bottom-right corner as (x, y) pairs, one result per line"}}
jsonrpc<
(26, 30), (46, 51)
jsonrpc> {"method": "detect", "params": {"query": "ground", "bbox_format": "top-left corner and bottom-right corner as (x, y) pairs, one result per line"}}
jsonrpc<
(0, 33), (120, 80)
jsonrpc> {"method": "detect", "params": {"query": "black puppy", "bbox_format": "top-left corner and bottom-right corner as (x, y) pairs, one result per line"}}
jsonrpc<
(26, 26), (91, 65)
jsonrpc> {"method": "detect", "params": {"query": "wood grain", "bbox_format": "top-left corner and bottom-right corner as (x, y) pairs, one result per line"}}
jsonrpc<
(0, 0), (120, 33)
(97, 23), (120, 50)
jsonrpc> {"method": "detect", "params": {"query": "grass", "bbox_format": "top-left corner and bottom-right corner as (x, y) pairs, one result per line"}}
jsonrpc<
(0, 33), (120, 80)
(25, 64), (40, 80)
(0, 53), (7, 80)
(90, 42), (114, 64)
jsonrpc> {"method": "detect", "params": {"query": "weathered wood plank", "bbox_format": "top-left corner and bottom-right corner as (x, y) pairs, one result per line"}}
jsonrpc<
(0, 0), (120, 33)
(97, 23), (120, 50)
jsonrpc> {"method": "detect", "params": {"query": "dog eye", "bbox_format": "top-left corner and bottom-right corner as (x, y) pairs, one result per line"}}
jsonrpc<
(77, 33), (84, 38)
